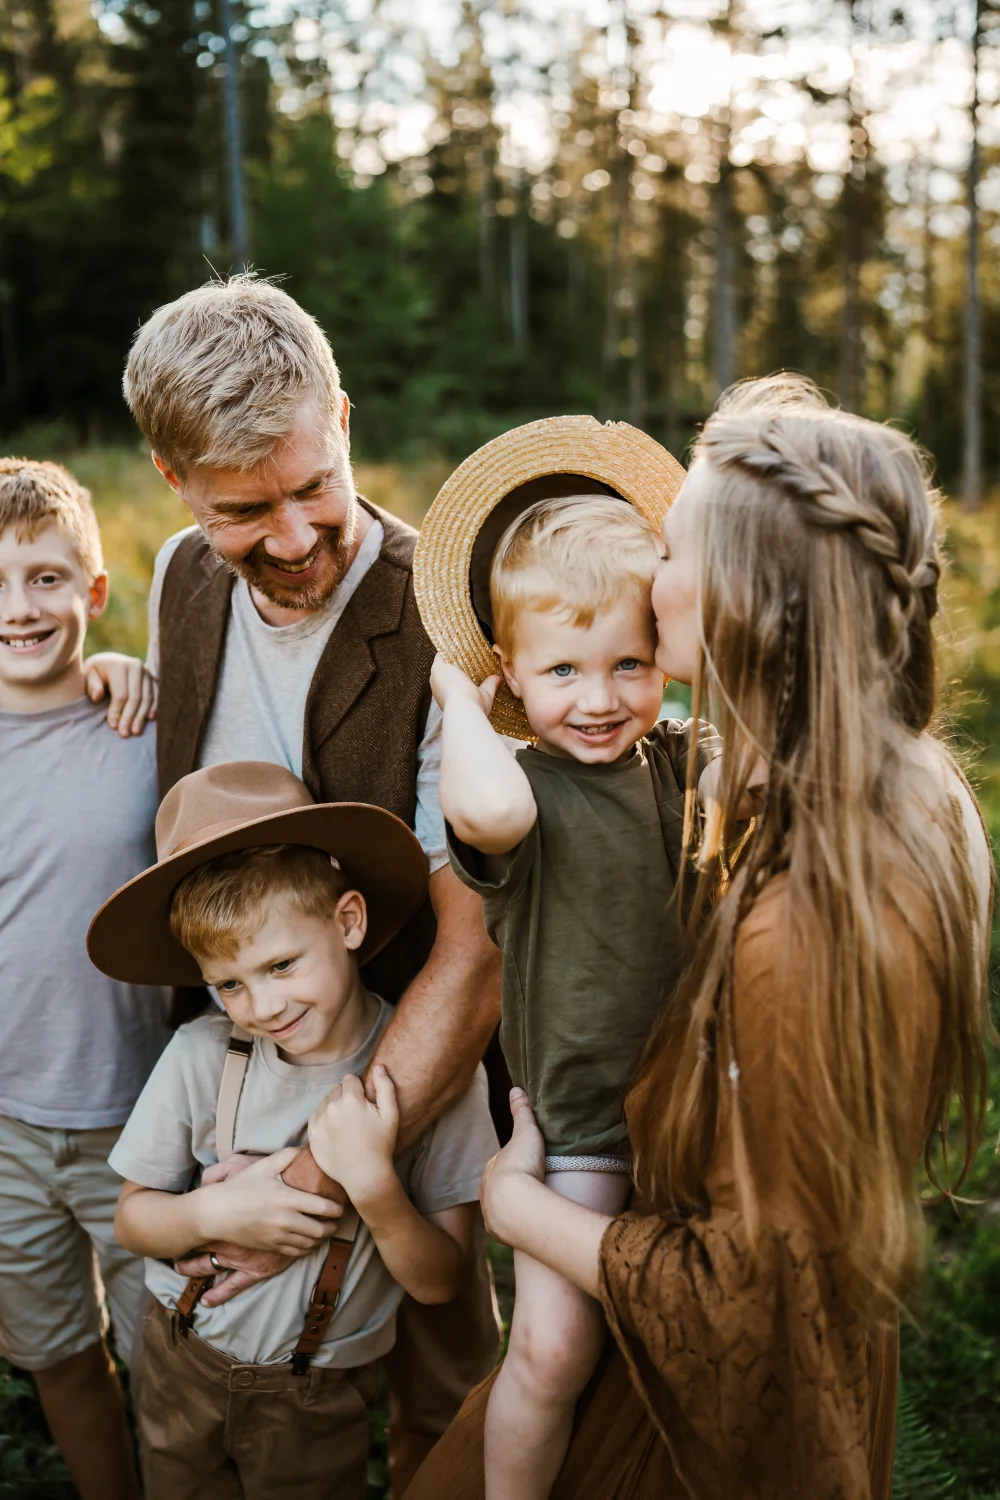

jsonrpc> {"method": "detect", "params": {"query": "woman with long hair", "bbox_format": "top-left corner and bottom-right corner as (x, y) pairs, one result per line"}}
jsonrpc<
(404, 376), (994, 1500)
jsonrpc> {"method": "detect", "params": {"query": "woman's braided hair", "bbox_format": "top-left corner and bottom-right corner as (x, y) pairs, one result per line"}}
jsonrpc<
(628, 374), (989, 1320)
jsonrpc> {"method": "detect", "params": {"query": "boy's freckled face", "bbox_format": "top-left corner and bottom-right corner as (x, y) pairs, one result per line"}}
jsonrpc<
(499, 595), (664, 763)
(0, 524), (106, 703)
(196, 900), (369, 1066)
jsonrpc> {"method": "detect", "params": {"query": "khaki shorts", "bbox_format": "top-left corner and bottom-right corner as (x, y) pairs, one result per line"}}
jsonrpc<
(140, 1299), (378, 1500)
(0, 1114), (144, 1371)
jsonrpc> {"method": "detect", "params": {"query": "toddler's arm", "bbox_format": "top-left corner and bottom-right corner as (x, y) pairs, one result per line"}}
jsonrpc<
(114, 1148), (344, 1260)
(432, 654), (537, 855)
(309, 1066), (471, 1304)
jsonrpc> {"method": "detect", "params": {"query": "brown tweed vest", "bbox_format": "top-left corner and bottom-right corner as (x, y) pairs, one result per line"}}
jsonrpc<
(155, 499), (437, 1003)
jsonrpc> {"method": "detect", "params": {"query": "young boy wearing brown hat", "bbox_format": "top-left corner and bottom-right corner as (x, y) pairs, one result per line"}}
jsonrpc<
(89, 759), (498, 1500)
(0, 458), (169, 1500)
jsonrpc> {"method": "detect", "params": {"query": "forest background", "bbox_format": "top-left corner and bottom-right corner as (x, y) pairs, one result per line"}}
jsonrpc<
(2, 0), (1000, 1495)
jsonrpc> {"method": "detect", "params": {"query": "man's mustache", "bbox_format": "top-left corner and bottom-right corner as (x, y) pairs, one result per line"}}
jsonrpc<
(243, 528), (340, 573)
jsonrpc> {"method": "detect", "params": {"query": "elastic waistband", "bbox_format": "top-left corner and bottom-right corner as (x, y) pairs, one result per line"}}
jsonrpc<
(544, 1153), (632, 1174)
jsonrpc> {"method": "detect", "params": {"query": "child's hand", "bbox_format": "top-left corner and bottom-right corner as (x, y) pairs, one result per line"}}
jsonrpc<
(83, 651), (157, 737)
(431, 654), (500, 717)
(308, 1067), (399, 1208)
(192, 1147), (343, 1256)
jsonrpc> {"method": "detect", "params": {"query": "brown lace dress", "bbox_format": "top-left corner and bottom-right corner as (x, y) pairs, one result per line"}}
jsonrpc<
(403, 877), (940, 1500)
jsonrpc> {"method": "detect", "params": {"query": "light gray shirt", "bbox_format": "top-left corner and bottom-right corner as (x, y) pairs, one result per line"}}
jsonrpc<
(0, 698), (170, 1129)
(147, 527), (447, 872)
(109, 1000), (498, 1368)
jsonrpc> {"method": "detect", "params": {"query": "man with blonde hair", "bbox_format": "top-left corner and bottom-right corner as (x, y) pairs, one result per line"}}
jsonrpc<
(119, 275), (503, 1490)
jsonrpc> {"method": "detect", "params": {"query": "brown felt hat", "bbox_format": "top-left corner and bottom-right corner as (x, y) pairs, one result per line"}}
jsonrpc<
(87, 761), (429, 986)
(413, 415), (686, 739)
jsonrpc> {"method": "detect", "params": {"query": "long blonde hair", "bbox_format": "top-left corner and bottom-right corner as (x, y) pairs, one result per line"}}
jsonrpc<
(628, 375), (992, 1317)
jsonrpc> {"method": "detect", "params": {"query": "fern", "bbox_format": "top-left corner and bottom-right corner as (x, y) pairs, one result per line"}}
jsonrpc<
(893, 1379), (957, 1499)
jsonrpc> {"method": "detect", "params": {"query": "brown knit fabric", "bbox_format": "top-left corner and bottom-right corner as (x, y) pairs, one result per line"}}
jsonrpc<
(404, 875), (939, 1500)
(155, 499), (437, 1002)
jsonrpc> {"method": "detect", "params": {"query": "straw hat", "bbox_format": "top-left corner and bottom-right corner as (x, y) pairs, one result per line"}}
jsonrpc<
(414, 415), (686, 739)
(87, 761), (429, 986)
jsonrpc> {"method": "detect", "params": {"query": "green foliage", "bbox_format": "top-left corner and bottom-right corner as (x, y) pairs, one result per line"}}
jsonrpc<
(0, 1363), (74, 1499)
(893, 1379), (957, 1498)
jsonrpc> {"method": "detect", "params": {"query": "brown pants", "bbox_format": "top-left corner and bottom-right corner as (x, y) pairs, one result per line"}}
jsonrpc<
(386, 1210), (502, 1496)
(139, 1300), (379, 1500)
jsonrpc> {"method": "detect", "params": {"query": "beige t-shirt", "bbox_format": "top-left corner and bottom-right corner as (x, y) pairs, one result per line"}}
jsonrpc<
(109, 999), (498, 1369)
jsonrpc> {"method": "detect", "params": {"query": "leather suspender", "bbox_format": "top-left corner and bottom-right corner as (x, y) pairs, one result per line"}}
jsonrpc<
(176, 1025), (359, 1373)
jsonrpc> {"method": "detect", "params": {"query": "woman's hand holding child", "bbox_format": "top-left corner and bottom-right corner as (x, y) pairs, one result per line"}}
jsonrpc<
(479, 1087), (546, 1244)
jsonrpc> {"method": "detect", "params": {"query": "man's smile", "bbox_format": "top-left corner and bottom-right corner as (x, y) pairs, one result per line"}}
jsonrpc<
(260, 548), (322, 577)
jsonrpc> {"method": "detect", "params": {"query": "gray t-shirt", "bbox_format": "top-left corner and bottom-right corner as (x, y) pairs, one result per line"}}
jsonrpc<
(109, 999), (498, 1368)
(146, 524), (448, 873)
(0, 698), (170, 1129)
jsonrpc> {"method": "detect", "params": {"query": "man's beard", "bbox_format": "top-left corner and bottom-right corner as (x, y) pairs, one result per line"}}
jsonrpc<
(225, 509), (357, 611)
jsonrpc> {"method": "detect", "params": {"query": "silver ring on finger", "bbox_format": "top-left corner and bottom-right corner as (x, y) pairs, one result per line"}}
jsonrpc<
(209, 1252), (224, 1273)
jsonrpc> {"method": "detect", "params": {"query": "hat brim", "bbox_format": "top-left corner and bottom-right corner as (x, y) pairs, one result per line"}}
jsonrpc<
(87, 803), (429, 987)
(413, 416), (686, 739)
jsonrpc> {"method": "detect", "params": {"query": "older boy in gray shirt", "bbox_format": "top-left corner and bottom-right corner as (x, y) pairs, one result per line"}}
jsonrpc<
(0, 458), (169, 1500)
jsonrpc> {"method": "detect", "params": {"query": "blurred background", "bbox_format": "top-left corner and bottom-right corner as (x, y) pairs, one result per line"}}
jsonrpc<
(1, 0), (1000, 1495)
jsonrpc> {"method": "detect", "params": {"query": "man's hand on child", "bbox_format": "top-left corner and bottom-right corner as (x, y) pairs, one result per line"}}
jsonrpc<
(83, 651), (157, 736)
(309, 1067), (399, 1209)
(190, 1146), (343, 1258)
(479, 1087), (546, 1244)
(430, 654), (500, 717)
(173, 1244), (296, 1307)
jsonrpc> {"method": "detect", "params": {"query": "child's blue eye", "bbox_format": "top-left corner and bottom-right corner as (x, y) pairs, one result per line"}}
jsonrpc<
(217, 979), (238, 993)
(272, 960), (292, 973)
(618, 658), (641, 671)
(551, 664), (574, 678)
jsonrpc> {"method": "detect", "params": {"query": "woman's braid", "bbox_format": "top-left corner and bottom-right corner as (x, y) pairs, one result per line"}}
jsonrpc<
(702, 419), (940, 668)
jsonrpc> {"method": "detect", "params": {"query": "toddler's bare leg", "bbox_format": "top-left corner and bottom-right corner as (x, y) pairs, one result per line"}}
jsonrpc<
(484, 1169), (630, 1500)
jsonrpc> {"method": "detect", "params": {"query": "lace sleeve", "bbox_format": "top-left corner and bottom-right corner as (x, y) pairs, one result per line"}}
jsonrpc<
(598, 1209), (879, 1500)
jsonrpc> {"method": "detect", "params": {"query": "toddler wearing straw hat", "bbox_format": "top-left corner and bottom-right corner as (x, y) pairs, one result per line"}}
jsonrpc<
(413, 418), (722, 1500)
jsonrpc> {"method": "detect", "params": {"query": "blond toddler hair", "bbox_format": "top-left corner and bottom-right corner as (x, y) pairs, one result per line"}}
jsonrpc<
(0, 458), (103, 581)
(489, 494), (661, 655)
(123, 274), (344, 476)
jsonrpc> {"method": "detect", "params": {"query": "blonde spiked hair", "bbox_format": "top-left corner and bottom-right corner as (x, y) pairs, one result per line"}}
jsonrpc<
(490, 494), (661, 654)
(628, 374), (991, 1320)
(0, 458), (103, 580)
(123, 274), (344, 475)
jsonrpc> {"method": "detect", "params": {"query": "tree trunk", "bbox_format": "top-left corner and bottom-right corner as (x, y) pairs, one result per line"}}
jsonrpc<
(715, 159), (736, 395)
(962, 0), (983, 510)
(838, 0), (865, 412)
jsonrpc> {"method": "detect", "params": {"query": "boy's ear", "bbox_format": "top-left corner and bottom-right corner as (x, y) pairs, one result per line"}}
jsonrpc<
(336, 889), (368, 951)
(88, 572), (109, 621)
(492, 643), (523, 701)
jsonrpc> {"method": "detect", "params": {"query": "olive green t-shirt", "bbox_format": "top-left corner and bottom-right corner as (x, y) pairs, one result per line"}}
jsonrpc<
(448, 719), (720, 1157)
